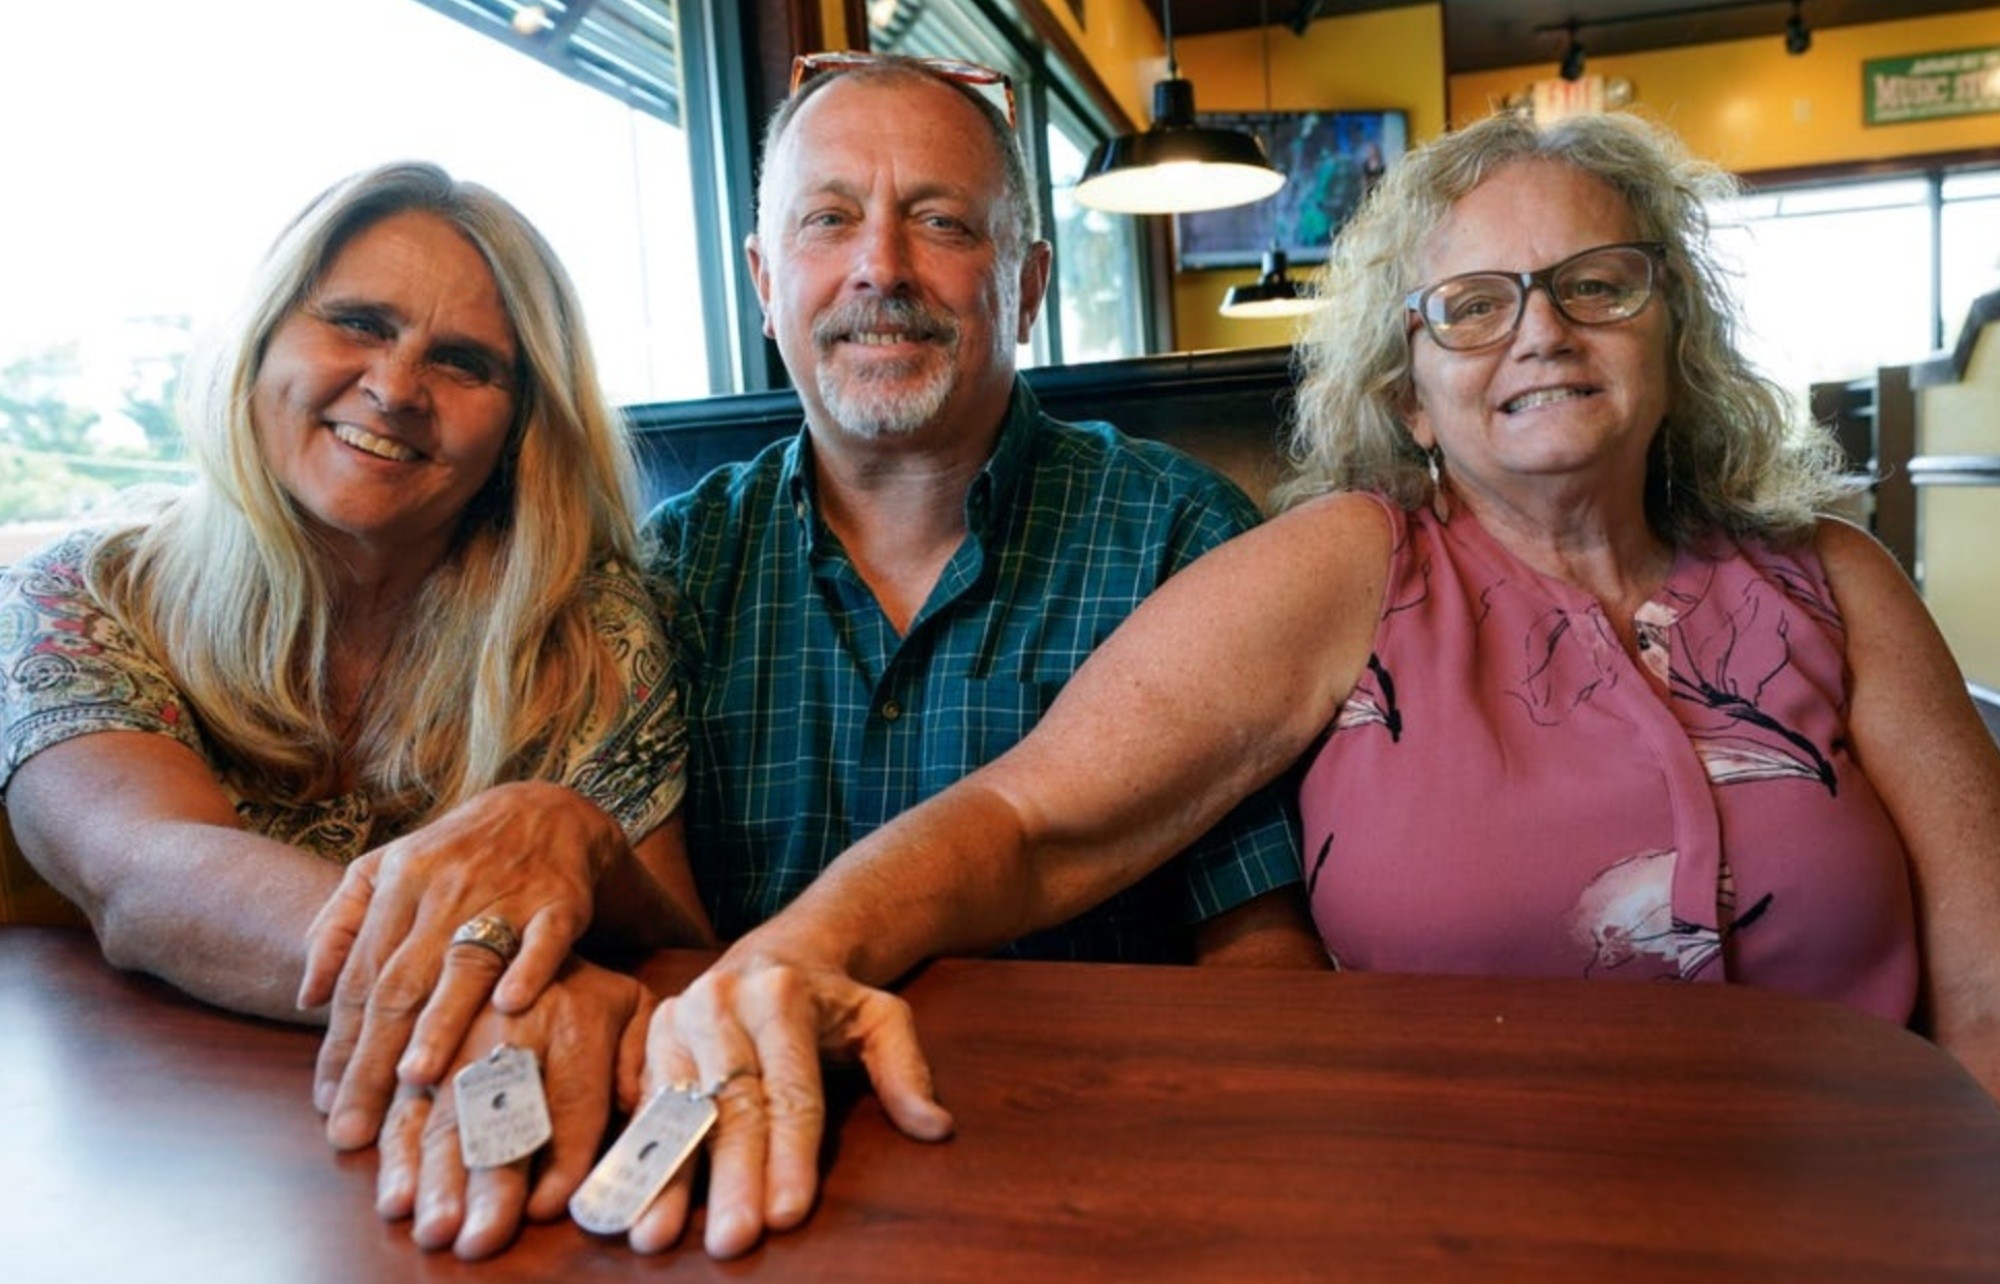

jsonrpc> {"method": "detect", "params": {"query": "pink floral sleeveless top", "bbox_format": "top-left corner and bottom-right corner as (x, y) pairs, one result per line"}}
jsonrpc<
(1301, 499), (1918, 1023)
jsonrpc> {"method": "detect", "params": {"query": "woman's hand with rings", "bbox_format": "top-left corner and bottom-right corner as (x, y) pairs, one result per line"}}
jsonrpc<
(451, 914), (523, 965)
(624, 947), (952, 1258)
(299, 781), (631, 1152)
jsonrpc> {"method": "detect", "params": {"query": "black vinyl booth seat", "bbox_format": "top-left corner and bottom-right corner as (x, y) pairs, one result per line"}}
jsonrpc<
(625, 345), (1300, 512)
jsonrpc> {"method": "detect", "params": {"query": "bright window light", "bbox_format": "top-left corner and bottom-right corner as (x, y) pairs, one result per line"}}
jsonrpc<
(0, 0), (704, 559)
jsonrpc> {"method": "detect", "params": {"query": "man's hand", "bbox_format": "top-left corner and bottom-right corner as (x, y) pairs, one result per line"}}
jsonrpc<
(374, 959), (652, 1260)
(299, 781), (631, 1149)
(626, 949), (954, 1258)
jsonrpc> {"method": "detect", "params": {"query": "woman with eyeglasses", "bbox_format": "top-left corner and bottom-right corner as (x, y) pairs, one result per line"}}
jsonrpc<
(643, 108), (2000, 1255)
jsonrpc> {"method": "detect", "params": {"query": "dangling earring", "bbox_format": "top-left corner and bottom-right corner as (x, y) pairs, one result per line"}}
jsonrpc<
(1657, 427), (1676, 525)
(1426, 445), (1452, 523)
(1648, 422), (1680, 528)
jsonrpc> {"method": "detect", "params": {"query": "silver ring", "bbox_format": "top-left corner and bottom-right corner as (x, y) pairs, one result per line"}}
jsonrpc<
(450, 914), (522, 964)
(668, 1067), (758, 1101)
(704, 1066), (759, 1099)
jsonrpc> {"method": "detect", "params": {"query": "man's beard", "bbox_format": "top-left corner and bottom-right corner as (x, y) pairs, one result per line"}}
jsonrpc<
(811, 296), (962, 439)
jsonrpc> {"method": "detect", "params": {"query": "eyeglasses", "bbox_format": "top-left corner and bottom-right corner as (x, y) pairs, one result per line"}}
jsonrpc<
(1404, 241), (1666, 351)
(788, 52), (1017, 129)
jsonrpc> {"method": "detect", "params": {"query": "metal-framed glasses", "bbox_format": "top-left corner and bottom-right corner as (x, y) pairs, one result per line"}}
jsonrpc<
(1404, 241), (1667, 351)
(788, 52), (1017, 129)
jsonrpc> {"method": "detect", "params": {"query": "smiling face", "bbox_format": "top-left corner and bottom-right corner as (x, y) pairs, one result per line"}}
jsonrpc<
(747, 72), (1049, 445)
(252, 210), (519, 574)
(1406, 159), (1672, 519)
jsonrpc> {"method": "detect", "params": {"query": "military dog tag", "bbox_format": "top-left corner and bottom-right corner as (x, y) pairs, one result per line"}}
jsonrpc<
(454, 1044), (553, 1169)
(569, 1084), (719, 1235)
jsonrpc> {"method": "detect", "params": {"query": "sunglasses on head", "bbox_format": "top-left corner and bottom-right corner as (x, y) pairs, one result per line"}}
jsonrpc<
(787, 51), (1018, 129)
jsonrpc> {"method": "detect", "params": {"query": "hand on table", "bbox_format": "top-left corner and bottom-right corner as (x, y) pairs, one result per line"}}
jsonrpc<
(298, 780), (632, 1149)
(627, 948), (954, 1259)
(373, 958), (653, 1260)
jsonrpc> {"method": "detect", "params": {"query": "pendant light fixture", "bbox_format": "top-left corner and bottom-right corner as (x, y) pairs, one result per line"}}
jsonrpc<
(1221, 246), (1319, 318)
(1074, 0), (1285, 215)
(1220, 0), (1319, 319)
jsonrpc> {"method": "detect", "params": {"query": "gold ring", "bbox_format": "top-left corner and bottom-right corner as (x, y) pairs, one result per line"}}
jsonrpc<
(450, 914), (522, 964)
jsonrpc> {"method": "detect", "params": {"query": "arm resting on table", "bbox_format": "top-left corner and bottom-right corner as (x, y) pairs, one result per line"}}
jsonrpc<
(7, 731), (337, 1023)
(1819, 517), (2000, 1098)
(750, 493), (1390, 985)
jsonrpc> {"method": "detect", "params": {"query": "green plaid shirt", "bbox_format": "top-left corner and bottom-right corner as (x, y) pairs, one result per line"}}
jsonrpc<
(645, 380), (1300, 961)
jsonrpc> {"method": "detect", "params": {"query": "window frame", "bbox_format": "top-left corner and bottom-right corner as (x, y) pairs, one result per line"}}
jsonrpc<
(1738, 147), (2000, 355)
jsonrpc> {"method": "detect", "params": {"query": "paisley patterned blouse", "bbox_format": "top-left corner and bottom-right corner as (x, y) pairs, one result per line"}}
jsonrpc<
(1301, 498), (1919, 1023)
(0, 528), (687, 863)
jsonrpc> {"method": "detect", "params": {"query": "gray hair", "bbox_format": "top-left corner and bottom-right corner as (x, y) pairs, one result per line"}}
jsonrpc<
(756, 55), (1040, 261)
(1279, 109), (1846, 546)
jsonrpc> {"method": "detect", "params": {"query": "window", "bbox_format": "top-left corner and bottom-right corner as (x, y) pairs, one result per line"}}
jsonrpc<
(0, 0), (708, 559)
(1047, 101), (1150, 364)
(1942, 169), (2000, 342)
(1712, 164), (2000, 402)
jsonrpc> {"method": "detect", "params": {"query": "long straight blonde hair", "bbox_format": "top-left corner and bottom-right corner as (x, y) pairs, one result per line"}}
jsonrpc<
(87, 163), (644, 824)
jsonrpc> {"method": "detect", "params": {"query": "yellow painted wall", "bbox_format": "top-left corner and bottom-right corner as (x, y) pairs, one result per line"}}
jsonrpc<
(1172, 4), (1448, 351)
(1449, 8), (2000, 172)
(820, 0), (853, 50)
(1046, 0), (1171, 129)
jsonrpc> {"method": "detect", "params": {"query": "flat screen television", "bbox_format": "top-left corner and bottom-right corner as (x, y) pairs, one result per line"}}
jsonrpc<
(1174, 109), (1408, 271)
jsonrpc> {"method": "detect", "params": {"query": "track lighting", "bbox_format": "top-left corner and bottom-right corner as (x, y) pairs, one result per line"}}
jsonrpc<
(1560, 19), (1586, 82)
(1544, 3), (1817, 79)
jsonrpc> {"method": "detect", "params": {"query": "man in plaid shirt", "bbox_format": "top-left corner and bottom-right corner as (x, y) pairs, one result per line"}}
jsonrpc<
(644, 54), (1318, 971)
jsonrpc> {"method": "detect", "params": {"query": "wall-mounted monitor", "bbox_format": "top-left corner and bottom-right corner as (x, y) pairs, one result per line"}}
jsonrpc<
(1174, 110), (1409, 271)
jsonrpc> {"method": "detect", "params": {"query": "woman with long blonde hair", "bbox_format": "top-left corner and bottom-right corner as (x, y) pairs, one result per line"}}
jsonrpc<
(0, 162), (711, 1256)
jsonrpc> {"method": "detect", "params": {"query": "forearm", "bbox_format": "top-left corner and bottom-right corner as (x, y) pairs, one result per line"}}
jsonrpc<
(734, 498), (1387, 986)
(732, 767), (1253, 986)
(724, 785), (1035, 985)
(28, 815), (335, 1023)
(1195, 888), (1329, 968)
(7, 734), (337, 1024)
(584, 854), (717, 960)
(580, 810), (715, 962)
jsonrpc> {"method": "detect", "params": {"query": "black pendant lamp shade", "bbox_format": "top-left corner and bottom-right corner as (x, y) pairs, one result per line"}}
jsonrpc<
(1074, 73), (1284, 214)
(1220, 245), (1320, 319)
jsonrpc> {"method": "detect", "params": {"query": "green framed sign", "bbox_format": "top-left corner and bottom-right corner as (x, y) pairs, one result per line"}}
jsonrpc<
(1865, 46), (2000, 125)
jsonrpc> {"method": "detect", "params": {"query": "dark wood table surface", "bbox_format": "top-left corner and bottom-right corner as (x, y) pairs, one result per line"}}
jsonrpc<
(6, 924), (2000, 1282)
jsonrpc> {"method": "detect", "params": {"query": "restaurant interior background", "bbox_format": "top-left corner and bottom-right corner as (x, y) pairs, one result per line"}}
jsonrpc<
(2, 0), (1997, 701)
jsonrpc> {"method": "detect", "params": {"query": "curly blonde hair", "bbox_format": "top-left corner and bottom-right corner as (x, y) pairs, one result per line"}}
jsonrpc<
(1278, 110), (1846, 545)
(88, 162), (643, 823)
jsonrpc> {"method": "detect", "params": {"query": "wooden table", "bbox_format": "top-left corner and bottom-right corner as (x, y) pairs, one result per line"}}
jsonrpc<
(5, 925), (2000, 1282)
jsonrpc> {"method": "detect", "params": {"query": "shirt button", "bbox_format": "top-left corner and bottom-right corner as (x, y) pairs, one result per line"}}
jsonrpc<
(879, 699), (901, 722)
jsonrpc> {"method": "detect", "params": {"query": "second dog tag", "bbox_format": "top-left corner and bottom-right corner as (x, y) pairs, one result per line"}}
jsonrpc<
(569, 1084), (719, 1235)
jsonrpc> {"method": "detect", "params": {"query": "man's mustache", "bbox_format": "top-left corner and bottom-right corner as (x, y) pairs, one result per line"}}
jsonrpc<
(813, 296), (959, 350)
